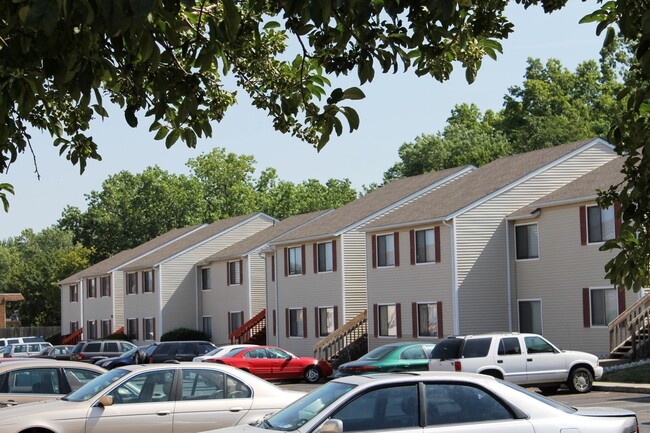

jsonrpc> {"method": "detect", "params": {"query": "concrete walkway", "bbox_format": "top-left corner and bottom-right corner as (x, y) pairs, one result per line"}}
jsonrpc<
(593, 381), (650, 394)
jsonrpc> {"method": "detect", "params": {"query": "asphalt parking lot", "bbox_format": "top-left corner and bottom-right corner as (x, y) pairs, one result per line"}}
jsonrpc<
(278, 382), (650, 433)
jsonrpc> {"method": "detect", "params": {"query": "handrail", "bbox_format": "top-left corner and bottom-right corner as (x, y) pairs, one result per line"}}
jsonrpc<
(609, 291), (650, 357)
(229, 309), (266, 344)
(314, 310), (367, 362)
(62, 328), (83, 345)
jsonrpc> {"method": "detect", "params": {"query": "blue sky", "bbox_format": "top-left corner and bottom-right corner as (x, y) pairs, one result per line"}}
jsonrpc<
(1, 1), (607, 239)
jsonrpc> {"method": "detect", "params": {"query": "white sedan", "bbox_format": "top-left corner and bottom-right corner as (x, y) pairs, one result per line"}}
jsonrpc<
(193, 344), (258, 362)
(0, 363), (303, 433)
(200, 371), (638, 433)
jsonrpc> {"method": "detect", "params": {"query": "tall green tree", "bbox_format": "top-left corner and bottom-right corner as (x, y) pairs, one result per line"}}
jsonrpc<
(0, 228), (90, 325)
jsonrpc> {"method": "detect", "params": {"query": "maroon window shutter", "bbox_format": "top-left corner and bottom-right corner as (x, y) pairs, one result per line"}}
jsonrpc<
(396, 303), (402, 338)
(332, 240), (337, 272)
(109, 276), (112, 297)
(412, 302), (418, 338)
(371, 235), (377, 268)
(285, 309), (289, 338)
(579, 206), (587, 245)
(313, 244), (318, 274)
(239, 260), (243, 285)
(284, 248), (288, 277)
(302, 307), (308, 338)
(435, 226), (441, 263)
(152, 317), (156, 341)
(437, 302), (444, 337)
(227, 312), (231, 333)
(582, 288), (591, 328)
(301, 245), (306, 275)
(373, 304), (379, 337)
(618, 286), (626, 314)
(272, 310), (277, 336)
(136, 318), (140, 340)
(333, 306), (339, 329)
(271, 255), (275, 282)
(409, 230), (416, 265)
(314, 307), (320, 338)
(394, 232), (400, 267)
(226, 263), (230, 286)
(614, 202), (622, 237)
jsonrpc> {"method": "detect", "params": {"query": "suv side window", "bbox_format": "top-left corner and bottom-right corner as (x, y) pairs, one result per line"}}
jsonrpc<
(429, 339), (462, 360)
(104, 342), (119, 352)
(524, 336), (555, 354)
(85, 343), (101, 352)
(497, 338), (521, 356)
(460, 338), (491, 358)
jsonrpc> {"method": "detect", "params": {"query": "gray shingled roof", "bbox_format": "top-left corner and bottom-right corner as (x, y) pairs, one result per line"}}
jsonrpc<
(362, 138), (609, 230)
(120, 212), (276, 271)
(271, 165), (473, 244)
(58, 224), (205, 285)
(508, 156), (624, 219)
(199, 209), (333, 264)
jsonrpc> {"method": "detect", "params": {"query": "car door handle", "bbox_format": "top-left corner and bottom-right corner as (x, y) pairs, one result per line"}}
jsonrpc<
(230, 407), (244, 412)
(527, 358), (533, 362)
(497, 360), (503, 363)
(156, 410), (172, 416)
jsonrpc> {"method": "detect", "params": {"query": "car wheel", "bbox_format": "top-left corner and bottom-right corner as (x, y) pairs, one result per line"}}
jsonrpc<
(304, 366), (321, 383)
(568, 367), (593, 393)
(539, 385), (559, 395)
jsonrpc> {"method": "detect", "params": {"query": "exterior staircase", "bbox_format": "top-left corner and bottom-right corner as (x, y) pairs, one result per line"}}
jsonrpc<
(313, 310), (368, 368)
(229, 309), (266, 345)
(609, 291), (650, 359)
(61, 327), (83, 345)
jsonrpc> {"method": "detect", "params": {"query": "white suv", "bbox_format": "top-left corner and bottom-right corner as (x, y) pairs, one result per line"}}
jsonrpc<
(428, 332), (603, 393)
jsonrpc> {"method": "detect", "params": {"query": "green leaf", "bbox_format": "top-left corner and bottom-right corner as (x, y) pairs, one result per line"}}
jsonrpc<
(165, 129), (180, 148)
(223, 0), (241, 42)
(125, 107), (138, 128)
(129, 0), (155, 22)
(341, 107), (360, 132)
(263, 21), (281, 30)
(342, 87), (365, 101)
(154, 126), (169, 140)
(327, 88), (344, 104)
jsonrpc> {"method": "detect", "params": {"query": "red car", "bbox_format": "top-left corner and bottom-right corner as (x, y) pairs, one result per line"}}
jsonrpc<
(208, 345), (333, 383)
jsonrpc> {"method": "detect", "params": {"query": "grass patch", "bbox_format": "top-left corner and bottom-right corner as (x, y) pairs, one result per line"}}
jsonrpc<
(600, 363), (650, 383)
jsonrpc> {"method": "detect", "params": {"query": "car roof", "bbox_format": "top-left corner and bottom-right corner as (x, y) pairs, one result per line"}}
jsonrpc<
(332, 371), (500, 386)
(0, 359), (107, 372)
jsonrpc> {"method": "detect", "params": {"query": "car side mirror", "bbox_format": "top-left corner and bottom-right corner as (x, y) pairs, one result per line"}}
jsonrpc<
(318, 419), (343, 433)
(98, 395), (114, 407)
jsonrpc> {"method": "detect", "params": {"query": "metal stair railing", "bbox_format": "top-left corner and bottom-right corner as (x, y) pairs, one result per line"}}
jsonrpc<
(229, 309), (266, 345)
(609, 292), (650, 359)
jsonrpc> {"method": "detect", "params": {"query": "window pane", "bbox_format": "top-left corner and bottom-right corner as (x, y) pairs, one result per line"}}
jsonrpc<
(418, 303), (438, 337)
(591, 288), (617, 326)
(288, 247), (302, 275)
(516, 224), (538, 259)
(203, 317), (212, 338)
(201, 268), (211, 290)
(425, 383), (513, 425)
(518, 300), (542, 334)
(290, 309), (304, 337)
(377, 235), (394, 267)
(416, 230), (434, 263)
(319, 307), (334, 336)
(600, 207), (615, 241)
(587, 206), (603, 242)
(379, 305), (397, 337)
(318, 243), (333, 272)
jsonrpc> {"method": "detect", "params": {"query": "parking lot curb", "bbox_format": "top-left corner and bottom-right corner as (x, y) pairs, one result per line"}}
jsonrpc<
(593, 381), (650, 394)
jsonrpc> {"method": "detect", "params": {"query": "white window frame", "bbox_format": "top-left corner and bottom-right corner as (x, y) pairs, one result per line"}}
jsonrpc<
(317, 242), (333, 273)
(587, 204), (615, 244)
(126, 318), (138, 340)
(318, 306), (335, 337)
(69, 285), (78, 303)
(287, 246), (302, 276)
(86, 278), (97, 298)
(101, 320), (112, 337)
(228, 261), (241, 285)
(100, 276), (111, 297)
(518, 299), (543, 335)
(590, 286), (618, 327)
(378, 303), (397, 337)
(377, 234), (395, 268)
(515, 222), (540, 261)
(202, 316), (213, 339)
(144, 317), (155, 341)
(415, 229), (435, 264)
(201, 268), (211, 291)
(289, 308), (304, 338)
(142, 270), (154, 293)
(416, 302), (438, 337)
(126, 272), (138, 295)
(229, 311), (244, 334)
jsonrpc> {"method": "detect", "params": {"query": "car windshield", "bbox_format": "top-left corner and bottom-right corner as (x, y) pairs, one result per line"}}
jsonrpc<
(359, 345), (395, 361)
(499, 380), (577, 414)
(120, 347), (139, 358)
(259, 381), (356, 431)
(221, 347), (249, 358)
(429, 339), (463, 359)
(64, 368), (130, 402)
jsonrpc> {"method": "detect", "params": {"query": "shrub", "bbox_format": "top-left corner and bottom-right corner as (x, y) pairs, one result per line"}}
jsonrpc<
(102, 331), (131, 341)
(161, 328), (209, 342)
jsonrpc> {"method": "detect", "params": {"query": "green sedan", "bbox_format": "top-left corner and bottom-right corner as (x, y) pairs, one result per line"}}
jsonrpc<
(334, 342), (435, 377)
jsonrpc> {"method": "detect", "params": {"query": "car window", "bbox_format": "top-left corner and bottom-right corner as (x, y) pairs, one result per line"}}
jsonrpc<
(429, 339), (462, 359)
(65, 368), (130, 402)
(120, 342), (135, 351)
(498, 337), (522, 356)
(524, 336), (555, 354)
(333, 384), (419, 431)
(198, 343), (214, 354)
(64, 368), (103, 391)
(13, 345), (27, 354)
(245, 348), (268, 359)
(401, 346), (426, 360)
(181, 369), (224, 400)
(85, 342), (101, 352)
(461, 338), (492, 358)
(362, 345), (395, 361)
(108, 370), (175, 404)
(155, 344), (175, 355)
(104, 342), (119, 352)
(425, 383), (514, 425)
(8, 368), (61, 394)
(267, 348), (290, 359)
(178, 343), (194, 354)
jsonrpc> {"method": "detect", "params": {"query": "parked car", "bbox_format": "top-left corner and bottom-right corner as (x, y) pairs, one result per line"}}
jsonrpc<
(0, 363), (304, 433)
(200, 371), (639, 433)
(28, 345), (75, 360)
(95, 344), (156, 370)
(0, 342), (53, 358)
(193, 344), (258, 362)
(428, 332), (603, 393)
(70, 340), (136, 363)
(0, 336), (46, 348)
(210, 345), (333, 383)
(0, 360), (105, 407)
(144, 340), (217, 363)
(335, 342), (435, 377)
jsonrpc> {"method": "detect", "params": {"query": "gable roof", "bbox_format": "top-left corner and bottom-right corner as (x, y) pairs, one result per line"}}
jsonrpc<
(58, 224), (205, 285)
(508, 156), (624, 219)
(270, 165), (473, 244)
(198, 209), (333, 265)
(362, 138), (613, 231)
(119, 212), (276, 271)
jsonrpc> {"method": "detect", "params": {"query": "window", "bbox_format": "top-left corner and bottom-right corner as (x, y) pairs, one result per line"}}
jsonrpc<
(202, 316), (212, 339)
(461, 338), (492, 358)
(587, 205), (615, 243)
(415, 229), (435, 263)
(69, 285), (78, 303)
(590, 288), (618, 326)
(518, 300), (542, 334)
(378, 304), (397, 337)
(287, 246), (303, 275)
(524, 335), (555, 354)
(144, 318), (155, 341)
(7, 367), (61, 395)
(515, 223), (539, 260)
(229, 311), (244, 334)
(86, 278), (97, 298)
(228, 261), (242, 285)
(127, 318), (138, 340)
(180, 369), (251, 400)
(86, 320), (97, 340)
(69, 321), (79, 334)
(101, 320), (111, 337)
(425, 383), (513, 426)
(100, 276), (111, 297)
(126, 272), (138, 295)
(108, 370), (175, 404)
(201, 268), (211, 291)
(417, 303), (438, 337)
(318, 307), (335, 337)
(377, 234), (395, 267)
(317, 242), (333, 272)
(143, 270), (154, 293)
(497, 337), (522, 356)
(289, 308), (304, 337)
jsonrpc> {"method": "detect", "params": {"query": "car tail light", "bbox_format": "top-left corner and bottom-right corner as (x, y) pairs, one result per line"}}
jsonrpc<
(453, 361), (462, 372)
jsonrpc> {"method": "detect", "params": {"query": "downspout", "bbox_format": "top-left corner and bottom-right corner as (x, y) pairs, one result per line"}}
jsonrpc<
(505, 221), (512, 332)
(247, 257), (252, 319)
(79, 279), (84, 340)
(274, 248), (280, 346)
(157, 265), (163, 342)
(195, 265), (200, 332)
(443, 218), (460, 335)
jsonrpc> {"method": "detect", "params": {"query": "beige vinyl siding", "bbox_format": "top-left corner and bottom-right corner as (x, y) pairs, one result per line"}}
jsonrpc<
(341, 230), (367, 321)
(249, 253), (266, 314)
(456, 144), (617, 334)
(122, 269), (161, 345)
(514, 204), (638, 355)
(366, 224), (453, 351)
(60, 284), (82, 334)
(112, 271), (125, 330)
